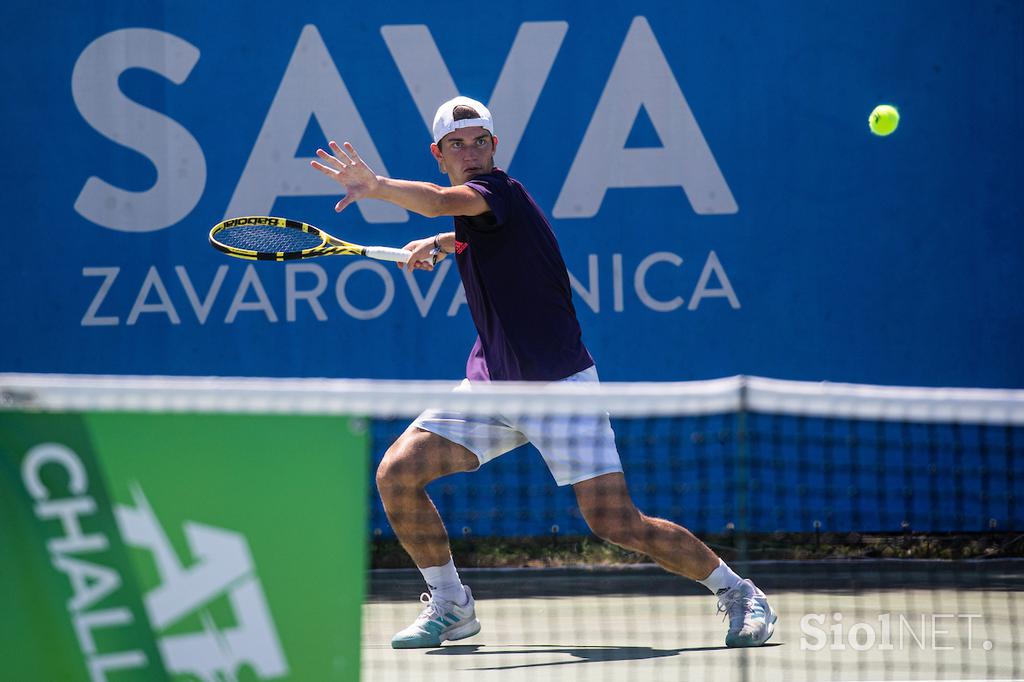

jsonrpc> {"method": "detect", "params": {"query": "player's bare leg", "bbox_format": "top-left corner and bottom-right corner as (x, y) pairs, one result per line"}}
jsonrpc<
(377, 426), (477, 567)
(573, 472), (718, 578)
(376, 426), (482, 648)
(574, 472), (777, 646)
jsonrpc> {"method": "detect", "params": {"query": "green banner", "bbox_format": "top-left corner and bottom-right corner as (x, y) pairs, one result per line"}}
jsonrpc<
(1, 411), (368, 681)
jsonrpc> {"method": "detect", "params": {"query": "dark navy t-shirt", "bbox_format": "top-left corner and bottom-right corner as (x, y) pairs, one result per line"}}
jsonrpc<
(453, 168), (593, 382)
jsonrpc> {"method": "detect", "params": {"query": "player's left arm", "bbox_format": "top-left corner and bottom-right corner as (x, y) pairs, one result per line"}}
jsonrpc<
(310, 141), (489, 218)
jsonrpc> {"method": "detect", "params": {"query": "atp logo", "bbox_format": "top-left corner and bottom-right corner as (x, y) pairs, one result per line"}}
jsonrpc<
(114, 483), (289, 681)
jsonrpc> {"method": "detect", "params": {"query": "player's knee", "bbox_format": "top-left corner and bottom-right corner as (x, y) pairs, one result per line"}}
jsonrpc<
(376, 445), (419, 494)
(375, 457), (396, 495)
(376, 434), (437, 493)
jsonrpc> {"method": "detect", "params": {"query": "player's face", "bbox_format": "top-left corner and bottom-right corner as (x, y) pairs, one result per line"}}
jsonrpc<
(430, 126), (498, 184)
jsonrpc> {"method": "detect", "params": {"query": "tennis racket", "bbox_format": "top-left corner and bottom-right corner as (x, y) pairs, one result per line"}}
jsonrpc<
(209, 216), (412, 263)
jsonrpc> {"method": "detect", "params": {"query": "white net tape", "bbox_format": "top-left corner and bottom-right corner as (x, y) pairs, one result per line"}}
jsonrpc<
(2, 373), (1023, 424)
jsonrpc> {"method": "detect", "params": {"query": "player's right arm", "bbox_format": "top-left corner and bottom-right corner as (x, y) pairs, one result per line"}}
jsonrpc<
(398, 233), (456, 272)
(310, 141), (489, 218)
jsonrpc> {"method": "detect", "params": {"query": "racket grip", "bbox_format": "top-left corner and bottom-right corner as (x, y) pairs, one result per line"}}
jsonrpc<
(364, 246), (412, 263)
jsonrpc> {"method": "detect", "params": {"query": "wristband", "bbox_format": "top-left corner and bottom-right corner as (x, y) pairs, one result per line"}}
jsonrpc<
(429, 234), (441, 266)
(433, 233), (453, 255)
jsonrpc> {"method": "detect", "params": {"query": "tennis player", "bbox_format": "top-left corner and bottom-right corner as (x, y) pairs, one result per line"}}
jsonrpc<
(310, 96), (776, 649)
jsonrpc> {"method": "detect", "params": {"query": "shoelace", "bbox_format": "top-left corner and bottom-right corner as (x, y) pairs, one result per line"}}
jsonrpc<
(716, 589), (751, 629)
(415, 592), (448, 625)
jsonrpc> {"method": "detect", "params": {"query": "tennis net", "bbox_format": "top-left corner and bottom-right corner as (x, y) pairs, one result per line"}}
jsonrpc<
(1, 373), (1022, 682)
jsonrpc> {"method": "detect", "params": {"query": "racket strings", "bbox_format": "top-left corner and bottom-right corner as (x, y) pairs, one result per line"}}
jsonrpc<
(215, 224), (324, 253)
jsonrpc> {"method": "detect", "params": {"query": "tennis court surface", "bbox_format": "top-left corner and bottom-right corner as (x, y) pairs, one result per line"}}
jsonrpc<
(365, 560), (1024, 681)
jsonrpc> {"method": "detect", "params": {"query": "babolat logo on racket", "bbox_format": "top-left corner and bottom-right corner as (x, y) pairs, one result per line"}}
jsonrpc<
(222, 216), (281, 228)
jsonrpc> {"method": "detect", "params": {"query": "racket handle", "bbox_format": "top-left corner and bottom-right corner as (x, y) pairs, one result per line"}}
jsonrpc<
(364, 246), (412, 263)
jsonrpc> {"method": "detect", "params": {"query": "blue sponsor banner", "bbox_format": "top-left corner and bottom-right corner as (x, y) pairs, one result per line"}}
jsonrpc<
(1, 1), (1021, 387)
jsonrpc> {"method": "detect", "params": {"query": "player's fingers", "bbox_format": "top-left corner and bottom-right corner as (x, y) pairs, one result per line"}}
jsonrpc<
(329, 140), (356, 166)
(335, 194), (354, 212)
(343, 142), (364, 165)
(316, 148), (346, 171)
(310, 160), (339, 176)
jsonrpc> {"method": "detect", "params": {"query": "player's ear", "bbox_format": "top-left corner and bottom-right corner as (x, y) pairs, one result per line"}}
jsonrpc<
(430, 143), (447, 174)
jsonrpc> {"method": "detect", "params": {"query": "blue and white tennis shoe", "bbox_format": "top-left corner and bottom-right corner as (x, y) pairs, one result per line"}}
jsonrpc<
(718, 579), (777, 647)
(391, 586), (481, 649)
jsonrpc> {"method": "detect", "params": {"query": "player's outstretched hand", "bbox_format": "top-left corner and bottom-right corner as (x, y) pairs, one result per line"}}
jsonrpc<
(399, 236), (447, 271)
(310, 141), (381, 212)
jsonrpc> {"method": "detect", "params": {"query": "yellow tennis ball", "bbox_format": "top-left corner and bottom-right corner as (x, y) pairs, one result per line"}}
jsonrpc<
(869, 104), (900, 136)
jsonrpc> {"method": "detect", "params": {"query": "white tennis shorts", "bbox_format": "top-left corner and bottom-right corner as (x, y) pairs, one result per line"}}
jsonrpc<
(411, 365), (623, 486)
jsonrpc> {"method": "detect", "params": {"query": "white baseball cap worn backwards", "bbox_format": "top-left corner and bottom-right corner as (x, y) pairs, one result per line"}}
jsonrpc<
(432, 96), (494, 144)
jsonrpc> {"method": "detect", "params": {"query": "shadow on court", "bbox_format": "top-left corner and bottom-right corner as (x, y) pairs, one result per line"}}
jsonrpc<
(425, 642), (784, 671)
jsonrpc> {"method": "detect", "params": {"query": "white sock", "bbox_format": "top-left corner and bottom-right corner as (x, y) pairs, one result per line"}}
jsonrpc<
(698, 559), (743, 594)
(419, 558), (467, 605)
